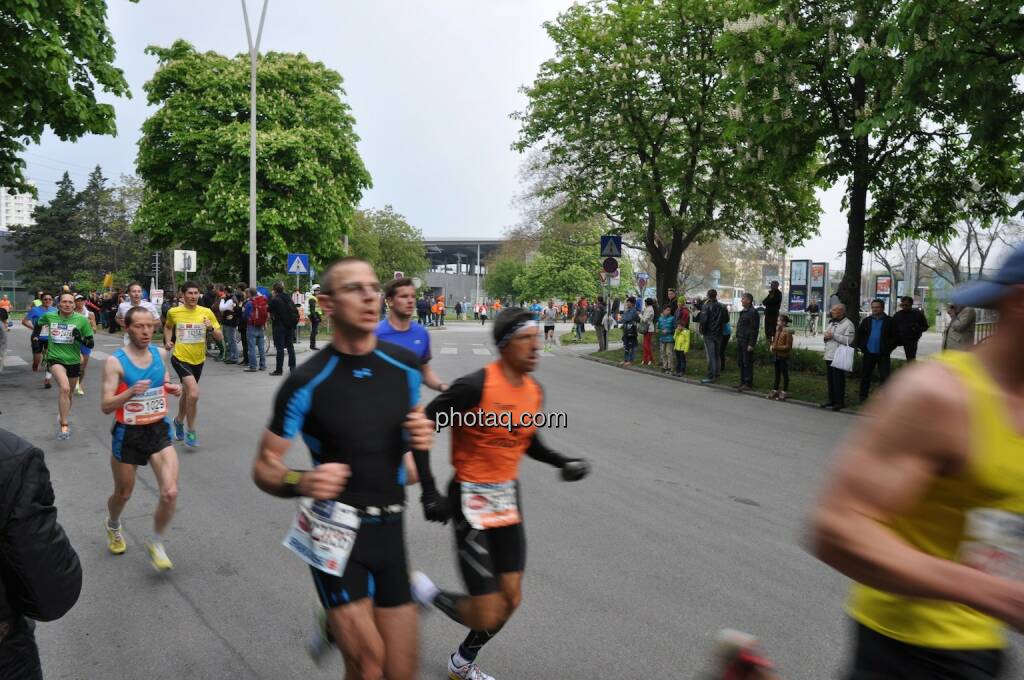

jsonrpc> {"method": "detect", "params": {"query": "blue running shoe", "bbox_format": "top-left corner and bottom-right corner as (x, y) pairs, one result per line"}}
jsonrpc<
(185, 431), (198, 448)
(173, 419), (185, 441)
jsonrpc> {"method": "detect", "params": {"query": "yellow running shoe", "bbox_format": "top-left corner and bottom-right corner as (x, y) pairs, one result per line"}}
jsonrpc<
(106, 521), (126, 555)
(146, 541), (173, 571)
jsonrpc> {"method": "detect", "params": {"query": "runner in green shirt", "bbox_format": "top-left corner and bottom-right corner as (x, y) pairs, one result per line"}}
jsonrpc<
(32, 292), (94, 440)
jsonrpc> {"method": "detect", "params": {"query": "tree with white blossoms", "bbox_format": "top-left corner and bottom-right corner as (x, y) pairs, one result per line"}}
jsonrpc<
(514, 0), (820, 306)
(719, 1), (1020, 317)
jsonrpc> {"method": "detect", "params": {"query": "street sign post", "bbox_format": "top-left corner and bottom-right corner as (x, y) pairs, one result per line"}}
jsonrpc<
(600, 235), (622, 258)
(173, 250), (196, 273)
(393, 271), (404, 279)
(287, 253), (310, 275)
(635, 271), (649, 295)
(602, 257), (618, 273)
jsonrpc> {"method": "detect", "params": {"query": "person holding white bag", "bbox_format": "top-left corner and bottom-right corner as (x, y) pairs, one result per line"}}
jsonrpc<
(822, 303), (856, 412)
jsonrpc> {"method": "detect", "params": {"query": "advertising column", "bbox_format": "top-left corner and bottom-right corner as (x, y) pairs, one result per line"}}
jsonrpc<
(874, 274), (893, 313)
(788, 259), (810, 311)
(809, 262), (828, 308)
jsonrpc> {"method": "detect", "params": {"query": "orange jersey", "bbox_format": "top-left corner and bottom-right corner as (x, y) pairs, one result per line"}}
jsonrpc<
(427, 362), (543, 484)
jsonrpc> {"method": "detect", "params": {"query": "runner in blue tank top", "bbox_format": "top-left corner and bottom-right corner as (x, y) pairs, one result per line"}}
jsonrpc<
(100, 306), (183, 571)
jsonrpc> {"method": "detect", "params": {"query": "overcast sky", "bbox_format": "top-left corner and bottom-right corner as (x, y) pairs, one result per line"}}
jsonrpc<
(22, 0), (850, 266)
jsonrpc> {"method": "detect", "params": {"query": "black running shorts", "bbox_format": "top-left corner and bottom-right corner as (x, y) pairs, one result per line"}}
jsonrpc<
(309, 512), (411, 609)
(47, 360), (81, 379)
(449, 479), (526, 596)
(31, 337), (47, 355)
(111, 419), (174, 466)
(171, 355), (204, 382)
(846, 621), (1004, 680)
(544, 325), (555, 333)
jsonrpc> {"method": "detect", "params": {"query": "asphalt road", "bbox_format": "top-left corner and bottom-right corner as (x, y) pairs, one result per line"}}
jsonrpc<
(0, 322), (902, 678)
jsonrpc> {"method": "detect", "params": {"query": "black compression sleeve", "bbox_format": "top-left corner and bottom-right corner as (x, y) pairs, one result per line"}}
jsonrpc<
(424, 369), (485, 422)
(526, 432), (570, 468)
(412, 449), (439, 496)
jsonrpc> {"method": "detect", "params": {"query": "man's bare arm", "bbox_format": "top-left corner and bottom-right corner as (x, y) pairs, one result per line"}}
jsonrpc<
(252, 430), (349, 500)
(809, 362), (1024, 627)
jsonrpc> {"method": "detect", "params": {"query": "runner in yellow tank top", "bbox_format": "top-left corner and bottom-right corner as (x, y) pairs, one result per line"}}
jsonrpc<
(811, 244), (1024, 679)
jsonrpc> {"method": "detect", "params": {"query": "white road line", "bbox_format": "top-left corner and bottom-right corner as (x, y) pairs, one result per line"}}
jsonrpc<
(472, 348), (491, 355)
(440, 347), (458, 355)
(90, 350), (110, 360)
(3, 355), (27, 367)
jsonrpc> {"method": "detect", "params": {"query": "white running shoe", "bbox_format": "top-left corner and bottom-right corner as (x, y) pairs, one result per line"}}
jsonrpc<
(448, 654), (495, 680)
(409, 570), (439, 608)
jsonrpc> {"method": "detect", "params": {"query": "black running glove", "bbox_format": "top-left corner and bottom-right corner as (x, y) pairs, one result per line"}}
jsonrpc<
(420, 488), (450, 524)
(561, 458), (591, 482)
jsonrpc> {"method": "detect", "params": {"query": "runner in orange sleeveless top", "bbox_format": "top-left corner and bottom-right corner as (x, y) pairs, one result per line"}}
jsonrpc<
(414, 307), (591, 680)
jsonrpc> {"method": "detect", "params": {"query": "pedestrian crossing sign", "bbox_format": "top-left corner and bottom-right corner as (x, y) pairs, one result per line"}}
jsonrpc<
(287, 253), (309, 275)
(600, 235), (622, 258)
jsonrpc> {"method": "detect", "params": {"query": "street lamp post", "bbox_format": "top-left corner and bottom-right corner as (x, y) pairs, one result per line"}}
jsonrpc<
(241, 0), (269, 288)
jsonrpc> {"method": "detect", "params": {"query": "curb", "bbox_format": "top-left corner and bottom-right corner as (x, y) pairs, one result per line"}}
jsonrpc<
(577, 353), (858, 415)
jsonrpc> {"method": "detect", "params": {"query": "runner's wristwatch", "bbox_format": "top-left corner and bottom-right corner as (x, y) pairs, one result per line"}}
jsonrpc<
(282, 469), (304, 497)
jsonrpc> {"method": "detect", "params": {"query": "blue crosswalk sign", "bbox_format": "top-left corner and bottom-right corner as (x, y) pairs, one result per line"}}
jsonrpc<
(600, 235), (622, 258)
(287, 253), (309, 275)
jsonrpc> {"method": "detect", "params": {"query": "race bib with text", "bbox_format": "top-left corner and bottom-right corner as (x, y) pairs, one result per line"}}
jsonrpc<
(177, 323), (205, 344)
(283, 499), (360, 576)
(461, 481), (521, 530)
(49, 323), (75, 344)
(959, 508), (1024, 580)
(120, 386), (168, 426)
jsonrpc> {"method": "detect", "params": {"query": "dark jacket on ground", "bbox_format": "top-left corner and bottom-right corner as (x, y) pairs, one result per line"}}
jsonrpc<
(854, 314), (899, 355)
(736, 307), (761, 346)
(268, 292), (298, 329)
(0, 429), (82, 679)
(892, 308), (929, 345)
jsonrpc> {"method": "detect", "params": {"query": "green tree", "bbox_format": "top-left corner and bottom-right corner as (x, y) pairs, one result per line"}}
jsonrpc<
(0, 0), (134, 193)
(76, 172), (152, 287)
(485, 257), (528, 302)
(135, 40), (371, 282)
(9, 173), (82, 291)
(719, 2), (1019, 317)
(514, 0), (819, 307)
(348, 206), (429, 283)
(895, 0), (1023, 172)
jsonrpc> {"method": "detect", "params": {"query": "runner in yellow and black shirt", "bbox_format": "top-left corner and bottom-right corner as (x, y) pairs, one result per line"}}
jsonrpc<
(164, 281), (221, 448)
(413, 307), (591, 680)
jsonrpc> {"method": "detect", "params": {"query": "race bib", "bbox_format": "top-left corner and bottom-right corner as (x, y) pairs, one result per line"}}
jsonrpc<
(121, 386), (168, 425)
(177, 323), (205, 344)
(283, 499), (360, 576)
(39, 324), (50, 338)
(959, 508), (1024, 580)
(50, 323), (75, 344)
(461, 481), (521, 530)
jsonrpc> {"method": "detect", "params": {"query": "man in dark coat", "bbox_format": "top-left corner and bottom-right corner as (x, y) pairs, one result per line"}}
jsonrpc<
(0, 429), (82, 679)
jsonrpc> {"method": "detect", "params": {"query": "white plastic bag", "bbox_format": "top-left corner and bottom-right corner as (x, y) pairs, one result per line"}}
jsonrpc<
(832, 344), (855, 372)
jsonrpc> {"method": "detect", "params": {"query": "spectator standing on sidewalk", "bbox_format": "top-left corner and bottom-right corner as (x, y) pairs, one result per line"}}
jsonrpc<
(640, 298), (656, 365)
(769, 314), (793, 400)
(591, 296), (608, 351)
(218, 286), (240, 364)
(243, 287), (268, 372)
(657, 306), (675, 373)
(942, 303), (976, 350)
(0, 429), (83, 679)
(573, 299), (588, 341)
(735, 293), (760, 391)
(698, 290), (728, 384)
(855, 299), (898, 403)
(268, 281), (297, 376)
(720, 318), (732, 372)
(893, 296), (929, 360)
(620, 297), (639, 366)
(806, 300), (821, 335)
(822, 303), (856, 411)
(762, 281), (783, 343)
(307, 284), (322, 350)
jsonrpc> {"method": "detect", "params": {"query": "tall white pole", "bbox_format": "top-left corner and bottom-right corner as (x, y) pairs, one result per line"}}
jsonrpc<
(475, 243), (480, 304)
(242, 0), (269, 288)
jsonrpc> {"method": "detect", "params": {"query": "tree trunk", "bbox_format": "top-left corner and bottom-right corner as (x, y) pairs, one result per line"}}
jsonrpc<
(838, 164), (867, 323)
